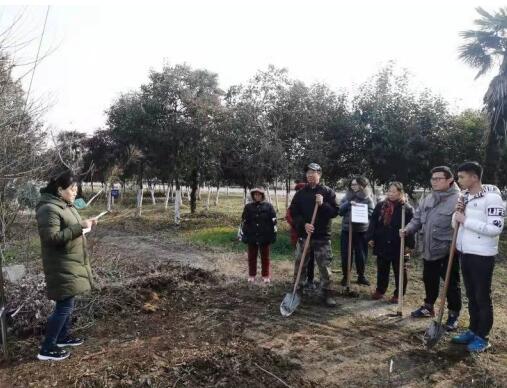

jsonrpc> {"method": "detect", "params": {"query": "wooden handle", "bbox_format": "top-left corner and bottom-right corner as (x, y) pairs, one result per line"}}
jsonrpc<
(292, 202), (320, 294)
(347, 220), (353, 289)
(397, 205), (406, 314)
(436, 225), (460, 324)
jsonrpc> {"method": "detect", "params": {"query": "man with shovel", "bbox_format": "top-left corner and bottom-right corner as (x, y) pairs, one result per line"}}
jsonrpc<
(400, 166), (462, 330)
(288, 163), (340, 307)
(451, 162), (505, 352)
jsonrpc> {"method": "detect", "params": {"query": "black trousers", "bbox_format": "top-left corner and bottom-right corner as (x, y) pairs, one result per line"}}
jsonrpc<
(460, 253), (495, 339)
(306, 250), (315, 282)
(423, 255), (462, 313)
(341, 230), (368, 278)
(376, 255), (408, 297)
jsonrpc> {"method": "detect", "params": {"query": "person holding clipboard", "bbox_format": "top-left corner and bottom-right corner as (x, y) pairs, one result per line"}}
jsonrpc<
(339, 177), (375, 286)
(35, 170), (104, 361)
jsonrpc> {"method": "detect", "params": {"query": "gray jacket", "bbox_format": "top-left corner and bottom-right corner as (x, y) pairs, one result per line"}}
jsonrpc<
(339, 191), (375, 232)
(405, 184), (460, 261)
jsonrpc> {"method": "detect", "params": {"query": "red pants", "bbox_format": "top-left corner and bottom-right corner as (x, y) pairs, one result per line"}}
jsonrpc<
(248, 243), (271, 277)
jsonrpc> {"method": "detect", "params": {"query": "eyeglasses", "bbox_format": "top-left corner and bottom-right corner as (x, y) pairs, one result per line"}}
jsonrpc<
(430, 177), (447, 182)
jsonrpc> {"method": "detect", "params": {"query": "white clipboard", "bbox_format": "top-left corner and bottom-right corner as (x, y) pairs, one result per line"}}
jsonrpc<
(351, 203), (369, 223)
(83, 211), (109, 235)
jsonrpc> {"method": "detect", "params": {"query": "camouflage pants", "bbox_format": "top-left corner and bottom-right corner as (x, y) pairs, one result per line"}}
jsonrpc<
(293, 238), (333, 290)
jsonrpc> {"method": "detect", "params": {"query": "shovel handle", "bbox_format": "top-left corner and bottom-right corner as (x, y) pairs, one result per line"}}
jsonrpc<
(292, 202), (319, 295)
(397, 204), (406, 315)
(436, 224), (460, 324)
(347, 220), (353, 289)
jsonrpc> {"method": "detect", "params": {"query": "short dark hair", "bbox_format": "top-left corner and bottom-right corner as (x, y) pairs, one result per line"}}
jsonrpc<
(41, 170), (77, 196)
(431, 166), (453, 180)
(457, 161), (483, 180)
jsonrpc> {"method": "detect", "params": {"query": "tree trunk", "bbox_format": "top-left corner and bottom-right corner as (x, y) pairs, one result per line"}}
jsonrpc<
(106, 183), (112, 212)
(483, 128), (503, 184)
(174, 180), (181, 225)
(214, 184), (220, 206)
(206, 185), (212, 211)
(285, 178), (290, 212)
(243, 186), (248, 205)
(226, 186), (229, 197)
(136, 186), (144, 217)
(273, 181), (279, 212)
(190, 170), (198, 214)
(149, 182), (156, 205)
(77, 181), (84, 199)
(164, 185), (171, 210)
(266, 185), (272, 203)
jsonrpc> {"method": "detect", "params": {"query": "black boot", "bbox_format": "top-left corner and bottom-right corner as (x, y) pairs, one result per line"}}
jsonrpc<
(357, 276), (370, 286)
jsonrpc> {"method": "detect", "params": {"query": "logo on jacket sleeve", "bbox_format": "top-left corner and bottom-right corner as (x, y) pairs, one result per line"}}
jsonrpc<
(493, 219), (503, 229)
(488, 207), (505, 217)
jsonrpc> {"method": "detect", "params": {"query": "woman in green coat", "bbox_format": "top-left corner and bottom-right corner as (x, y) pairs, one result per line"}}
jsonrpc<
(36, 171), (98, 361)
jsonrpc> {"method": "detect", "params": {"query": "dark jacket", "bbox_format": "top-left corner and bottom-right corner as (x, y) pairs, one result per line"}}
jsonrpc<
(367, 200), (415, 259)
(288, 184), (339, 241)
(339, 190), (375, 232)
(241, 201), (277, 245)
(36, 192), (92, 301)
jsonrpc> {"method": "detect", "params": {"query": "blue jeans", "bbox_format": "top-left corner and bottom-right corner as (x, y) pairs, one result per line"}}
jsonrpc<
(41, 296), (75, 349)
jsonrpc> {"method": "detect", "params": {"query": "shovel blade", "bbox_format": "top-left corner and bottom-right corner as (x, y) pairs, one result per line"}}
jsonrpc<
(280, 292), (301, 317)
(423, 320), (445, 348)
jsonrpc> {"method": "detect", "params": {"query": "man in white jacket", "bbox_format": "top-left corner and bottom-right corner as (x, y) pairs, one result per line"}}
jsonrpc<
(452, 161), (505, 352)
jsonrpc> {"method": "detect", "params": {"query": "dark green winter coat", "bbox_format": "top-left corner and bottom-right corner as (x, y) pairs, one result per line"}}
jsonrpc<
(36, 192), (92, 301)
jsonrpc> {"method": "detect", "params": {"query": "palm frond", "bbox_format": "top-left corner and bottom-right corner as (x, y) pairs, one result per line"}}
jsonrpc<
(474, 7), (507, 32)
(459, 41), (493, 78)
(460, 30), (503, 50)
(476, 7), (495, 21)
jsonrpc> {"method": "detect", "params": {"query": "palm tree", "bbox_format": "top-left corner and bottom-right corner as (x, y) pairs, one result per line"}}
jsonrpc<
(459, 7), (507, 183)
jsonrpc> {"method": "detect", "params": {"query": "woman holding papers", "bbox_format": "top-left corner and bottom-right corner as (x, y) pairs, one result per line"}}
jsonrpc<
(35, 170), (99, 361)
(367, 182), (414, 303)
(339, 177), (375, 286)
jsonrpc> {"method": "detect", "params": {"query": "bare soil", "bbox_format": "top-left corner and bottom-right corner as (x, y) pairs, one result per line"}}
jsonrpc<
(1, 214), (507, 387)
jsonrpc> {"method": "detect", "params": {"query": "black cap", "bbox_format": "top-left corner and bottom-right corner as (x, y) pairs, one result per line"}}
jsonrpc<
(305, 163), (322, 173)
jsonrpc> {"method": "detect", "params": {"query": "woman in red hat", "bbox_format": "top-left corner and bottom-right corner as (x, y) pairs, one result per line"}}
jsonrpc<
(240, 188), (277, 283)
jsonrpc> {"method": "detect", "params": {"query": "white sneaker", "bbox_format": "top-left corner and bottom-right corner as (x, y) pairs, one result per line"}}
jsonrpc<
(262, 277), (271, 284)
(248, 276), (256, 283)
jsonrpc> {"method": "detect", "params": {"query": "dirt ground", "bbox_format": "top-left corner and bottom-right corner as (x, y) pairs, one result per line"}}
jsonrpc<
(1, 213), (507, 387)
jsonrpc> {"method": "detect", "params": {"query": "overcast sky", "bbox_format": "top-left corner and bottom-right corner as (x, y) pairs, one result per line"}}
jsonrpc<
(2, 0), (506, 133)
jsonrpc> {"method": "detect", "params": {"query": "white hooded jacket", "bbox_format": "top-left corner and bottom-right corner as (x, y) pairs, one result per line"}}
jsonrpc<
(455, 185), (505, 256)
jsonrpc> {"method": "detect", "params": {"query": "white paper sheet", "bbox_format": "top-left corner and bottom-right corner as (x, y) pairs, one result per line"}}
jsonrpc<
(351, 203), (369, 223)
